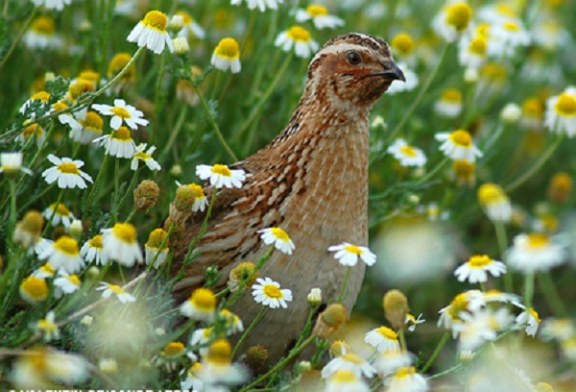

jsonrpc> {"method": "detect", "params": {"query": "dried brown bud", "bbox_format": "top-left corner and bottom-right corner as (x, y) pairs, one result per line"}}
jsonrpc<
(134, 179), (160, 211)
(312, 303), (347, 339)
(244, 345), (268, 374)
(383, 289), (409, 331)
(174, 185), (195, 212)
(228, 262), (258, 292)
(548, 172), (572, 204)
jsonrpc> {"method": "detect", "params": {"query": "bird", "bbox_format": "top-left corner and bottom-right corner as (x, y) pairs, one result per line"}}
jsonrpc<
(169, 32), (405, 364)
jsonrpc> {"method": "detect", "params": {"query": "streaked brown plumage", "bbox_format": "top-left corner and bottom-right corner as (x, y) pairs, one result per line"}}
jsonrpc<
(169, 33), (405, 362)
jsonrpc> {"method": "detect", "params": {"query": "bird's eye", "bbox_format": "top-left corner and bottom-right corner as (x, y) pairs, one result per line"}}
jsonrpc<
(346, 50), (362, 65)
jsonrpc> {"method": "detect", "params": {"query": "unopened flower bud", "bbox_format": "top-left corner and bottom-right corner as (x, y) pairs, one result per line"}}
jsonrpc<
(80, 315), (93, 326)
(244, 345), (268, 374)
(548, 172), (572, 204)
(329, 340), (350, 357)
(500, 103), (521, 124)
(85, 266), (100, 281)
(228, 261), (258, 292)
(99, 358), (118, 373)
(168, 15), (184, 32)
(173, 37), (190, 55)
(464, 67), (478, 83)
(307, 288), (322, 307)
(383, 289), (409, 331)
(134, 179), (160, 211)
(69, 219), (83, 239)
(296, 360), (312, 374)
(313, 303), (347, 339)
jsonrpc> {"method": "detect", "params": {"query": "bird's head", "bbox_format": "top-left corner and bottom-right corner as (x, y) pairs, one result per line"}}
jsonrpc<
(305, 33), (405, 110)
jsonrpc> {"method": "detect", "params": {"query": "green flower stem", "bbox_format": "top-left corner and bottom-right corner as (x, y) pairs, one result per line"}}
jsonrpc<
(239, 335), (316, 392)
(225, 247), (275, 308)
(421, 331), (450, 373)
(8, 179), (17, 237)
(84, 154), (110, 214)
(538, 272), (568, 317)
(182, 190), (219, 268)
(337, 267), (352, 303)
(523, 271), (535, 309)
(42, 188), (64, 237)
(112, 158), (120, 223)
(0, 7), (38, 73)
(190, 80), (238, 162)
(416, 156), (450, 185)
(117, 167), (140, 217)
(398, 328), (408, 352)
(159, 105), (188, 161)
(505, 134), (563, 193)
(428, 363), (463, 380)
(239, 51), (294, 155)
(494, 221), (512, 293)
(232, 306), (267, 359)
(386, 42), (449, 144)
(293, 305), (318, 349)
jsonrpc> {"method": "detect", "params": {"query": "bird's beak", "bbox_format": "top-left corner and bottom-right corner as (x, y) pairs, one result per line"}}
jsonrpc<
(369, 62), (406, 82)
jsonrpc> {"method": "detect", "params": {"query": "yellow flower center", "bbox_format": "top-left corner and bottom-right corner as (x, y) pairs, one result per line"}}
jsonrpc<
(22, 210), (44, 233)
(32, 16), (55, 34)
(108, 284), (125, 295)
(54, 236), (79, 256)
(467, 255), (492, 268)
(143, 10), (168, 32)
(79, 70), (99, 83)
(108, 53), (134, 80)
(89, 234), (104, 249)
(68, 274), (81, 286)
(481, 63), (507, 81)
(163, 341), (185, 357)
(57, 162), (80, 174)
(111, 222), (138, 243)
(211, 163), (232, 177)
(111, 126), (132, 141)
(188, 183), (205, 199)
(133, 151), (151, 160)
(287, 26), (311, 42)
(527, 233), (550, 249)
(31, 91), (50, 102)
(306, 4), (328, 16)
(37, 319), (57, 333)
(377, 326), (398, 340)
(177, 11), (193, 25)
(82, 111), (104, 131)
(68, 80), (95, 100)
(22, 124), (43, 139)
(449, 130), (472, 147)
(52, 101), (68, 112)
(270, 227), (290, 242)
(391, 33), (414, 55)
(448, 293), (469, 319)
(147, 228), (168, 248)
(21, 276), (49, 301)
(343, 244), (362, 255)
(495, 3), (517, 17)
(469, 36), (487, 55)
(263, 284), (282, 299)
(528, 307), (540, 322)
(444, 2), (473, 32)
(477, 183), (506, 205)
(40, 263), (55, 275)
(51, 202), (71, 216)
(191, 288), (216, 311)
(503, 21), (521, 32)
(453, 160), (475, 177)
(342, 353), (364, 365)
(332, 370), (356, 383)
(522, 97), (544, 118)
(215, 38), (240, 60)
(111, 106), (131, 119)
(475, 23), (490, 38)
(207, 339), (232, 364)
(399, 145), (418, 158)
(555, 93), (576, 116)
(395, 366), (417, 379)
(441, 88), (462, 103)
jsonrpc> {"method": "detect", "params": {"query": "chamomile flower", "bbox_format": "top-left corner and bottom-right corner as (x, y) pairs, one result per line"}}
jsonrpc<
(488, 20), (531, 59)
(176, 182), (209, 213)
(540, 318), (575, 342)
(101, 222), (143, 267)
(211, 38), (241, 73)
(35, 311), (60, 342)
(33, 263), (56, 279)
(258, 227), (295, 254)
(406, 313), (426, 332)
(231, 0), (284, 12)
(54, 274), (81, 295)
(145, 228), (169, 268)
(477, 183), (512, 223)
(515, 307), (541, 337)
(97, 282), (136, 303)
(131, 143), (161, 171)
(127, 10), (174, 54)
(325, 370), (370, 392)
(328, 242), (376, 267)
(374, 349), (414, 377)
(45, 235), (85, 274)
(434, 88), (463, 118)
(80, 234), (108, 265)
(69, 111), (104, 144)
(197, 339), (248, 389)
(190, 328), (214, 356)
(321, 351), (376, 379)
(43, 203), (75, 228)
(455, 308), (513, 352)
(364, 326), (401, 353)
(458, 33), (488, 71)
(454, 255), (507, 284)
(433, 1), (474, 42)
(19, 90), (50, 116)
(385, 367), (429, 392)
(251, 277), (293, 309)
(295, 4), (344, 30)
(0, 152), (32, 175)
(387, 139), (427, 167)
(180, 288), (217, 322)
(31, 0), (71, 11)
(219, 309), (244, 335)
(41, 155), (93, 189)
(17, 122), (45, 147)
(24, 16), (63, 49)
(196, 163), (246, 189)
(174, 11), (205, 39)
(521, 97), (545, 130)
(92, 126), (137, 159)
(435, 129), (483, 163)
(92, 99), (148, 130)
(20, 275), (49, 304)
(275, 25), (319, 58)
(545, 86), (576, 137)
(14, 210), (44, 248)
(438, 290), (486, 333)
(507, 233), (565, 273)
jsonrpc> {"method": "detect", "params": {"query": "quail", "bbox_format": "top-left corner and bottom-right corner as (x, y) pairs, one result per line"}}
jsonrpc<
(170, 32), (405, 363)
